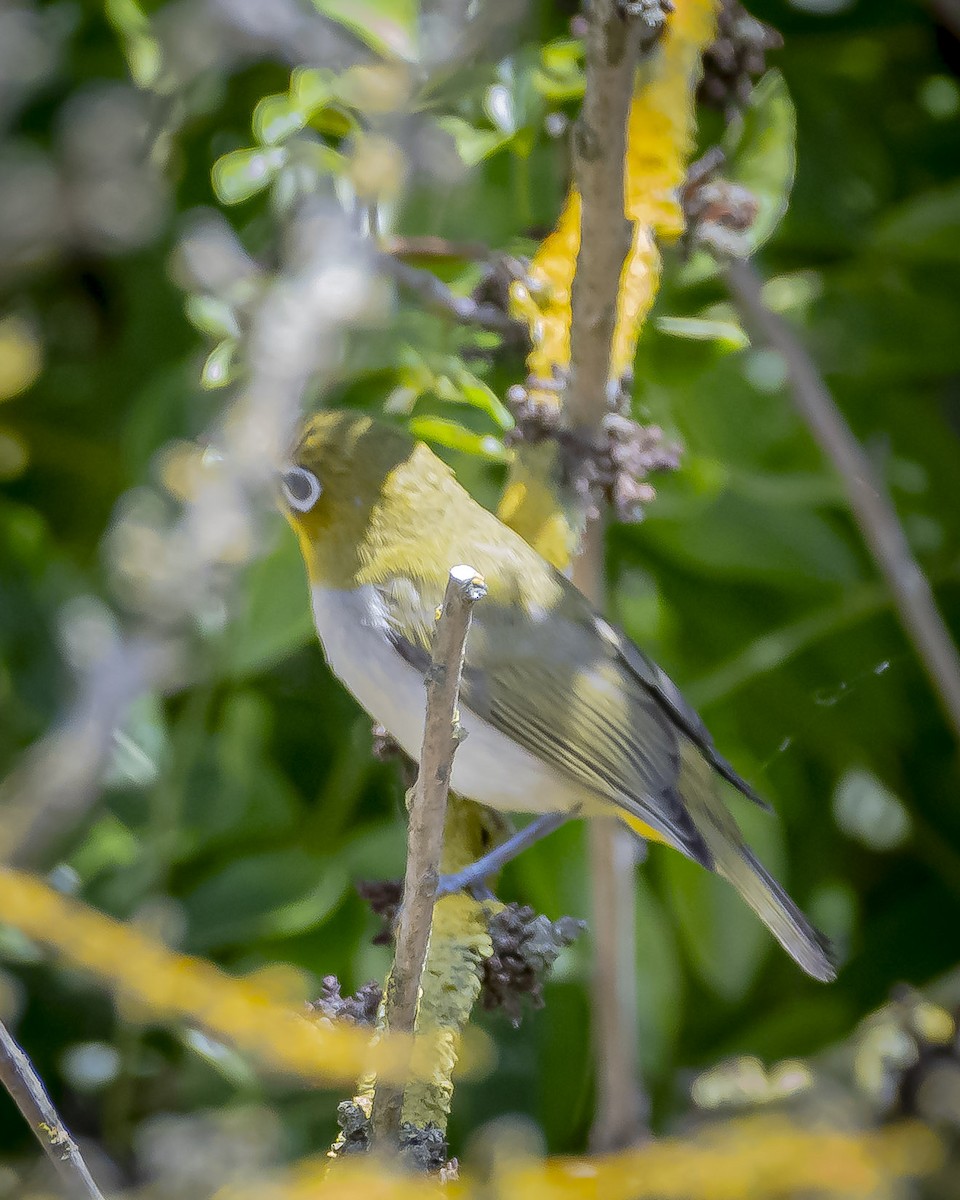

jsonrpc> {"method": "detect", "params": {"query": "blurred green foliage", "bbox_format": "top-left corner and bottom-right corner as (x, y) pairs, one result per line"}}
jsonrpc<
(1, 0), (960, 1187)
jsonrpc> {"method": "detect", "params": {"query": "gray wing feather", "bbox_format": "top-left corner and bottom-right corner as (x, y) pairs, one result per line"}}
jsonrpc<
(607, 622), (771, 811)
(376, 577), (713, 869)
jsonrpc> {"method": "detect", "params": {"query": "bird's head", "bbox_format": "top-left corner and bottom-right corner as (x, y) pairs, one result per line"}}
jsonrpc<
(279, 409), (435, 586)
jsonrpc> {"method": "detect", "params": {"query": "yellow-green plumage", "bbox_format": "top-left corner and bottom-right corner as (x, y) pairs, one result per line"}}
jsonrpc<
(282, 410), (835, 983)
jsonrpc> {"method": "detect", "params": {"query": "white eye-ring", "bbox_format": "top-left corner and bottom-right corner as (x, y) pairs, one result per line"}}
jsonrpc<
(281, 465), (322, 512)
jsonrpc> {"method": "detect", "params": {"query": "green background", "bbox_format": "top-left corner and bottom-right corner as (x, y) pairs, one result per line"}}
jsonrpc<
(1, 0), (959, 1185)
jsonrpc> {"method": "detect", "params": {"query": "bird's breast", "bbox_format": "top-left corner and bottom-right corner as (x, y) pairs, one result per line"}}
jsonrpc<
(308, 583), (585, 815)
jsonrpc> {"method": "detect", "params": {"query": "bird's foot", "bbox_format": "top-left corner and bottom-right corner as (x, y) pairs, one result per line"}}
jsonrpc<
(436, 810), (576, 899)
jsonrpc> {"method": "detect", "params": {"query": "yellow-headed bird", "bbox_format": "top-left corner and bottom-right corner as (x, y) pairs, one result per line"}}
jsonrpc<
(280, 410), (835, 983)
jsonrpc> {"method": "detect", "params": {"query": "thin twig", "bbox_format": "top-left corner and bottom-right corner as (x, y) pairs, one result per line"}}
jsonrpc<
(384, 256), (520, 335)
(384, 235), (492, 263)
(0, 1018), (105, 1200)
(371, 565), (486, 1143)
(565, 0), (649, 1150)
(727, 258), (960, 744)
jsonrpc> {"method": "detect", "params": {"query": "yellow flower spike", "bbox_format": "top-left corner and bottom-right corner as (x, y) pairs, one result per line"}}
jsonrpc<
(0, 869), (445, 1089)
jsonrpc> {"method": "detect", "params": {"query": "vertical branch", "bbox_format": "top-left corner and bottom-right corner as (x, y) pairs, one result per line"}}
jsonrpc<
(727, 259), (960, 744)
(566, 2), (644, 433)
(574, 531), (649, 1150)
(371, 565), (487, 1142)
(566, 0), (647, 1150)
(0, 1019), (105, 1200)
(502, 0), (718, 1152)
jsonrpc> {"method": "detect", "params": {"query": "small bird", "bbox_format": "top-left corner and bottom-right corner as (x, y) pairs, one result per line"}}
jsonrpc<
(280, 409), (835, 983)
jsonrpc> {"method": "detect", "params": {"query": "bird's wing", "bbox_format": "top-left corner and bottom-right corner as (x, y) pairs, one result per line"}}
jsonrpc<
(599, 617), (771, 811)
(374, 574), (713, 868)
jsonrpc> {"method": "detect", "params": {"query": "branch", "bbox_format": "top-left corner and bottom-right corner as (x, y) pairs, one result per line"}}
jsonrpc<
(925, 0), (960, 40)
(566, 0), (648, 1150)
(0, 1019), (105, 1200)
(566, 0), (645, 430)
(371, 565), (486, 1143)
(384, 256), (520, 335)
(0, 203), (373, 871)
(727, 258), (960, 744)
(383, 235), (492, 263)
(574, 527), (649, 1151)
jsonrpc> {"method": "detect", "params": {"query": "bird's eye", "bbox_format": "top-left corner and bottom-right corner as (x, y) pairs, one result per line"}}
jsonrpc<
(281, 465), (322, 512)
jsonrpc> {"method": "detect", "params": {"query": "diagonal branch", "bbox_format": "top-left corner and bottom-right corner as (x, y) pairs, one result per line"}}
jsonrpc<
(925, 0), (960, 40)
(0, 1018), (105, 1200)
(371, 565), (487, 1143)
(1, 204), (376, 873)
(727, 258), (960, 744)
(383, 257), (521, 336)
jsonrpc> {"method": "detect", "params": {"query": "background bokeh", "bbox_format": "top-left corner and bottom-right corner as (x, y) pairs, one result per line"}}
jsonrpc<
(1, 0), (959, 1191)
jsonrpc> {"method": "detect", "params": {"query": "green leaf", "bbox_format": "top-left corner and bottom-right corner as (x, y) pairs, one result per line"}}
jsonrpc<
(871, 181), (960, 263)
(656, 315), (749, 351)
(224, 529), (316, 677)
(408, 416), (510, 462)
(312, 0), (417, 62)
(290, 67), (337, 111)
(535, 38), (585, 103)
(253, 94), (306, 145)
(184, 295), (241, 340)
(71, 815), (141, 881)
(644, 491), (861, 586)
(105, 0), (161, 88)
(200, 339), (238, 390)
(182, 848), (346, 951)
(432, 363), (515, 430)
(726, 69), (797, 253)
(211, 146), (286, 204)
(437, 116), (511, 166)
(180, 692), (300, 854)
(307, 104), (357, 139)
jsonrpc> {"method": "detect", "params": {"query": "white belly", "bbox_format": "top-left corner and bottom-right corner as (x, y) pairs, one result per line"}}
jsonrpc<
(310, 584), (581, 814)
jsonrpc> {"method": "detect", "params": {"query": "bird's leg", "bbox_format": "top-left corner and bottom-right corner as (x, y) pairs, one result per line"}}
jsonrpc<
(436, 810), (577, 899)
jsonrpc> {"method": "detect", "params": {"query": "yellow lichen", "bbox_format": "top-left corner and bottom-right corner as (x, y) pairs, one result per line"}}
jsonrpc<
(511, 0), (720, 390)
(0, 868), (429, 1088)
(221, 1117), (943, 1200)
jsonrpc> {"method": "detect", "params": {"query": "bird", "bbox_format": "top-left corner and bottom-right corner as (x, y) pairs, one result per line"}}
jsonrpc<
(279, 408), (836, 983)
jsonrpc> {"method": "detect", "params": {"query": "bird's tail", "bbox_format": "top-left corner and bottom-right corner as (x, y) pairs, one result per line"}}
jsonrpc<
(713, 841), (836, 983)
(681, 737), (836, 983)
(621, 741), (837, 983)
